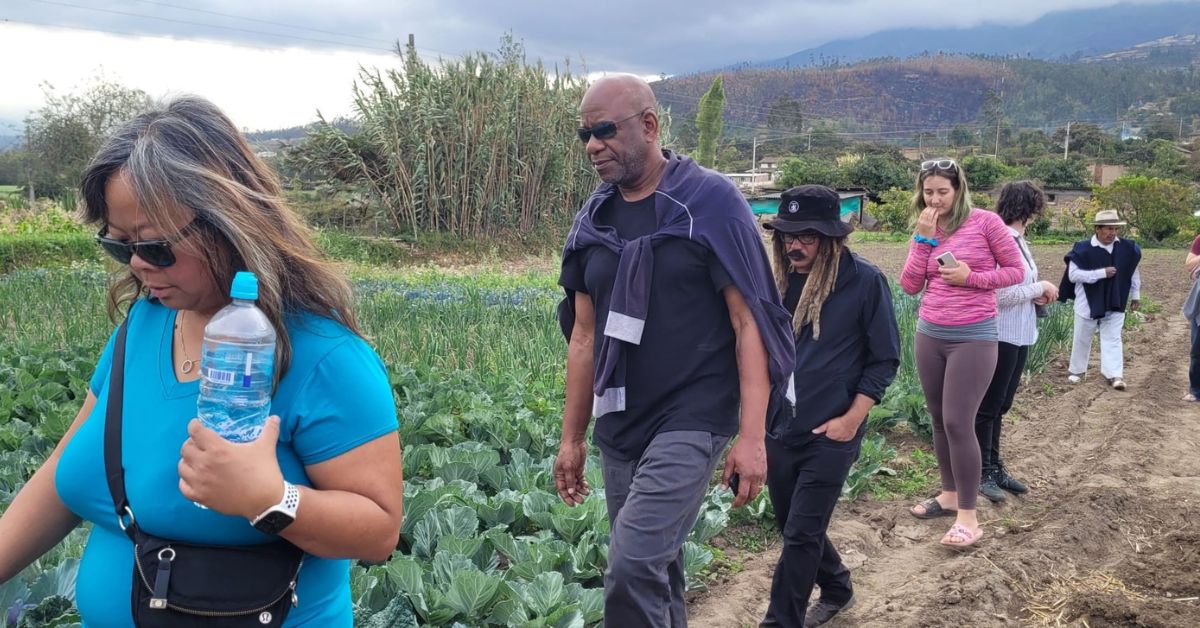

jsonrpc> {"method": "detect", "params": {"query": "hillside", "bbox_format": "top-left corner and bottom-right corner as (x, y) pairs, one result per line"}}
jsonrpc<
(759, 1), (1200, 68)
(654, 55), (1200, 135)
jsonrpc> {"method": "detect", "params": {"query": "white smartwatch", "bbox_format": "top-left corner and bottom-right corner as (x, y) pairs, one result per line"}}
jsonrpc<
(250, 481), (300, 535)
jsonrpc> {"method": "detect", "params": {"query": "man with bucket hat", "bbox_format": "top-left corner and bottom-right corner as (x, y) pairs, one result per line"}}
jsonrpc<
(1058, 209), (1142, 390)
(759, 185), (900, 627)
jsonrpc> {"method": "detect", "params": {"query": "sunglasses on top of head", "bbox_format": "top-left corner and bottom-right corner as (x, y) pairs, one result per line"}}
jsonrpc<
(95, 218), (202, 268)
(576, 108), (650, 143)
(920, 159), (958, 173)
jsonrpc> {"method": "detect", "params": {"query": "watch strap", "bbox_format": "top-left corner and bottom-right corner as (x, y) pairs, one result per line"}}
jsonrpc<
(251, 481), (300, 527)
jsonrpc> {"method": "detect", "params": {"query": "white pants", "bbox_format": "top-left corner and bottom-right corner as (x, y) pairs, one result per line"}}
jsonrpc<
(1069, 313), (1126, 379)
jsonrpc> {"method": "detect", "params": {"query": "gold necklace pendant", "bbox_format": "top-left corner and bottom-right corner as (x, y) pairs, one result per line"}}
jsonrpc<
(181, 359), (195, 374)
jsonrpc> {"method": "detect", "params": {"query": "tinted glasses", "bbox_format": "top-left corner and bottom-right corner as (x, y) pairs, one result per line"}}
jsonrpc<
(577, 108), (650, 143)
(920, 159), (958, 172)
(96, 219), (201, 267)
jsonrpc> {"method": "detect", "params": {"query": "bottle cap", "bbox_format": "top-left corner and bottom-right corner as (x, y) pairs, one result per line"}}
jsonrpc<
(230, 271), (259, 300)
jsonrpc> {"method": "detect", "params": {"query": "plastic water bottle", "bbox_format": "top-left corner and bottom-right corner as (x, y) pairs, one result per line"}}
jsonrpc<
(197, 271), (276, 443)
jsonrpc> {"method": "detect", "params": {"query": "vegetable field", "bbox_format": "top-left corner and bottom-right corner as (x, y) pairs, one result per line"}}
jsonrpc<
(0, 255), (1076, 627)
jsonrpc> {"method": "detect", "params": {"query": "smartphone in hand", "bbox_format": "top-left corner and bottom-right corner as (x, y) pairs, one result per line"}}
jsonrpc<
(935, 251), (959, 269)
(728, 473), (740, 495)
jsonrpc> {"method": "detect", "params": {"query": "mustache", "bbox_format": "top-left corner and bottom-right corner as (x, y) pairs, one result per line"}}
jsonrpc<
(786, 250), (807, 261)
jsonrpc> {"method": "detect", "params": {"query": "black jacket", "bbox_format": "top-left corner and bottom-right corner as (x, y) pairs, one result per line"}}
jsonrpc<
(768, 250), (901, 447)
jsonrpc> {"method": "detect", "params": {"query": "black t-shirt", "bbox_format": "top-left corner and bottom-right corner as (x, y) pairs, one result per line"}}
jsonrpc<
(783, 272), (807, 315)
(559, 193), (740, 460)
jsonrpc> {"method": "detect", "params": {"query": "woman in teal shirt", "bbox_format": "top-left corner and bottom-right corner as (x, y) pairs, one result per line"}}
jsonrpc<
(0, 96), (403, 626)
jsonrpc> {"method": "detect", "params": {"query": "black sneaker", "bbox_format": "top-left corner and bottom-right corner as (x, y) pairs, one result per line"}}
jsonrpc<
(805, 595), (854, 627)
(995, 463), (1028, 494)
(979, 469), (1006, 503)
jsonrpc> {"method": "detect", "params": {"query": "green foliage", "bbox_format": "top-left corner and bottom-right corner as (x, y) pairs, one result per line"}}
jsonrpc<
(842, 154), (912, 192)
(869, 187), (914, 233)
(290, 36), (593, 238)
(776, 156), (842, 189)
(694, 75), (726, 169)
(949, 124), (977, 148)
(0, 233), (101, 274)
(1028, 157), (1091, 189)
(23, 79), (151, 199)
(1093, 175), (1198, 242)
(961, 155), (1022, 191)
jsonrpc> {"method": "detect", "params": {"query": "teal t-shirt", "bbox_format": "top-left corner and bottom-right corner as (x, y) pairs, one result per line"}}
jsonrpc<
(56, 299), (398, 627)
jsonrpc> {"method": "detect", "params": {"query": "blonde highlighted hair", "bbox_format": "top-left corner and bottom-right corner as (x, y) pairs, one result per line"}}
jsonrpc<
(911, 159), (974, 236)
(79, 95), (360, 379)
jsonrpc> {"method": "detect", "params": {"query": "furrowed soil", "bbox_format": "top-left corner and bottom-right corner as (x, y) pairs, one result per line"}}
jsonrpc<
(688, 242), (1200, 628)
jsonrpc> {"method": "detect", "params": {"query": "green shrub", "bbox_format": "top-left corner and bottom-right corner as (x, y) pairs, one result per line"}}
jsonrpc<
(870, 187), (914, 233)
(0, 233), (100, 273)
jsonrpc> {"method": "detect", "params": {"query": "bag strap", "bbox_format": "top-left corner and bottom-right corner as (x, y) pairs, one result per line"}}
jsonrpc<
(103, 317), (137, 540)
(1013, 235), (1035, 271)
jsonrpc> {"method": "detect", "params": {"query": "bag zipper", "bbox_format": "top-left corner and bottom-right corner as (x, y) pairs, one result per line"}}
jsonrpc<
(135, 543), (304, 617)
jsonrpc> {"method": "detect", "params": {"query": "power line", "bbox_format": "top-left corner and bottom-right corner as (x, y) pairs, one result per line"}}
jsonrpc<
(128, 0), (393, 46)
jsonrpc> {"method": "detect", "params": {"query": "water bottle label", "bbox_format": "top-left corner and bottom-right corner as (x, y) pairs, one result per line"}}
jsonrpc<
(205, 367), (237, 385)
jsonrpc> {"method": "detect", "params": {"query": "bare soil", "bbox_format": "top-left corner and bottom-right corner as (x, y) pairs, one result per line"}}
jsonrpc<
(688, 243), (1200, 628)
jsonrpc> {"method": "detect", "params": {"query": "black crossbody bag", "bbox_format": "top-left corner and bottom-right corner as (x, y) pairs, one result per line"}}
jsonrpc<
(103, 319), (305, 627)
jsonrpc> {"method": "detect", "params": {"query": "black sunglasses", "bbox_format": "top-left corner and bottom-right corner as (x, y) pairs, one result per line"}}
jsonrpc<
(920, 159), (958, 172)
(577, 108), (650, 143)
(96, 219), (202, 268)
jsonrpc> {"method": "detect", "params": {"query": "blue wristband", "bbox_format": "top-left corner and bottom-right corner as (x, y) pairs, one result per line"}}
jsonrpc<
(913, 234), (939, 247)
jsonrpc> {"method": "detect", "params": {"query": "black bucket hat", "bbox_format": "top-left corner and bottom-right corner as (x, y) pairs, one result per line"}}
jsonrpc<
(762, 185), (854, 238)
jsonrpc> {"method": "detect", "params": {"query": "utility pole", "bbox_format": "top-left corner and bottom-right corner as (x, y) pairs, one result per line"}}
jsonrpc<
(1063, 121), (1072, 160)
(751, 136), (758, 176)
(1180, 116), (1185, 141)
(807, 127), (813, 152)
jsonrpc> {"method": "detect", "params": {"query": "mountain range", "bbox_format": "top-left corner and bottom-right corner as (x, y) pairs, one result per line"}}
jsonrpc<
(755, 1), (1200, 68)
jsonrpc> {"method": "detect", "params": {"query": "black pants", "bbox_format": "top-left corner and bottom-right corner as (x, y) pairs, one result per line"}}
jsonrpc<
(1190, 319), (1200, 397)
(975, 342), (1028, 470)
(761, 433), (861, 627)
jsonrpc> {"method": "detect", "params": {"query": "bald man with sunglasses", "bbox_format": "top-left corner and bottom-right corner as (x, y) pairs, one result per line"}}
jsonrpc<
(555, 75), (796, 626)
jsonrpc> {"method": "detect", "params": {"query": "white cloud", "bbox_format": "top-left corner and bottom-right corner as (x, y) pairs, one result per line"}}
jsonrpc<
(0, 22), (401, 130)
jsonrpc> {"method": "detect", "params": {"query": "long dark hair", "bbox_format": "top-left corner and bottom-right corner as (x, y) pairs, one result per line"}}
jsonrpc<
(79, 96), (361, 379)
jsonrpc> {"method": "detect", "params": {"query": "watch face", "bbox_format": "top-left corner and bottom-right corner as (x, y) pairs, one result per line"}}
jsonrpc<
(253, 511), (295, 535)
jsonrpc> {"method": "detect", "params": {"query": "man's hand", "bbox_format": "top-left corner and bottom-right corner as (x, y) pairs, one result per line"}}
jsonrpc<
(721, 435), (766, 508)
(812, 415), (860, 442)
(553, 440), (590, 506)
(938, 260), (972, 286)
(1130, 299), (1141, 312)
(1104, 266), (1117, 278)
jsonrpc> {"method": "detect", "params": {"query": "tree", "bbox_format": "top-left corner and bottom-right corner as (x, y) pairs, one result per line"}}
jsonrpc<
(694, 75), (725, 168)
(1028, 157), (1090, 189)
(1052, 122), (1114, 159)
(1128, 138), (1191, 181)
(961, 155), (1020, 191)
(870, 187), (915, 233)
(1012, 129), (1052, 160)
(949, 124), (977, 148)
(24, 79), (151, 198)
(1093, 175), (1197, 242)
(776, 156), (842, 189)
(842, 154), (912, 192)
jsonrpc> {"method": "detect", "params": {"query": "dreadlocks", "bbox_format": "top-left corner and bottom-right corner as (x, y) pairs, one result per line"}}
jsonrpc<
(771, 234), (847, 340)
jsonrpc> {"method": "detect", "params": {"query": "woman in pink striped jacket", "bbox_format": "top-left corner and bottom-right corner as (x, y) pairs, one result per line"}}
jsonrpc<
(900, 159), (1023, 548)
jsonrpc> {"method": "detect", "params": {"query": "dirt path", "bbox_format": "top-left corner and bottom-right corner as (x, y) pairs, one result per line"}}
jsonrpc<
(688, 245), (1200, 628)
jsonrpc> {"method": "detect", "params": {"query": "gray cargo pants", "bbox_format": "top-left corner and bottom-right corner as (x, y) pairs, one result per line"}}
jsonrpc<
(601, 430), (731, 628)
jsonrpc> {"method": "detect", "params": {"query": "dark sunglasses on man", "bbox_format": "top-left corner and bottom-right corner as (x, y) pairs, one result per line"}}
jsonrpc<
(95, 218), (202, 268)
(577, 108), (650, 143)
(920, 159), (957, 172)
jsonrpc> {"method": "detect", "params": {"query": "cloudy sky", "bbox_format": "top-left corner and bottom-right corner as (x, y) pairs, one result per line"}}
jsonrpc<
(0, 0), (1183, 131)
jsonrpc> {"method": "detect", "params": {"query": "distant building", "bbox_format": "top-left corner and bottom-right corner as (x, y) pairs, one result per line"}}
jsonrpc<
(756, 157), (785, 182)
(727, 171), (773, 190)
(1092, 163), (1128, 187)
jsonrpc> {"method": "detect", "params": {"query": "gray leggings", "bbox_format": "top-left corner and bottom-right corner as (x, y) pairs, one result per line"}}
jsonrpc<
(915, 333), (998, 511)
